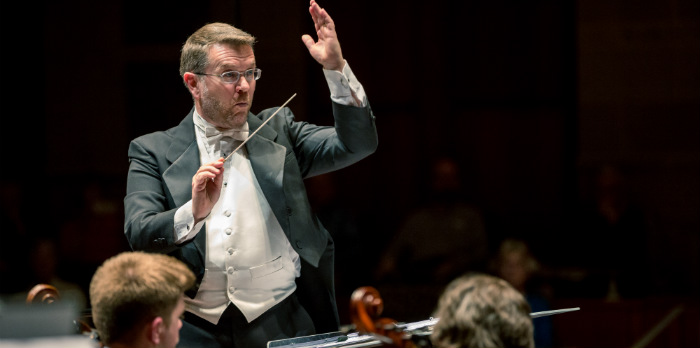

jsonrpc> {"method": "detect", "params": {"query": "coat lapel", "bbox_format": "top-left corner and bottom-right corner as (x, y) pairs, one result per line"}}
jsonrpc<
(163, 111), (200, 208)
(246, 115), (290, 234)
(161, 111), (208, 260)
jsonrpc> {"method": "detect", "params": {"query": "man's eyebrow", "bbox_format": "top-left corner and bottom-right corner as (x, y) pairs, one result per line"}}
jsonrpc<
(218, 62), (257, 71)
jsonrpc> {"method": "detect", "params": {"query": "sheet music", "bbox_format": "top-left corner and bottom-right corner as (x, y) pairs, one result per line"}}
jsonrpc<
(396, 317), (440, 332)
(267, 332), (380, 348)
(267, 308), (579, 348)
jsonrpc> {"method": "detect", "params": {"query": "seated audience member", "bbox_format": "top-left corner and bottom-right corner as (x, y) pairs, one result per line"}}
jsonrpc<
(375, 156), (488, 285)
(431, 273), (534, 348)
(89, 251), (195, 348)
(491, 238), (553, 347)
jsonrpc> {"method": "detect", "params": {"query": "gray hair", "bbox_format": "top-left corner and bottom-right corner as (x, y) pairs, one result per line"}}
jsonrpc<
(431, 273), (534, 348)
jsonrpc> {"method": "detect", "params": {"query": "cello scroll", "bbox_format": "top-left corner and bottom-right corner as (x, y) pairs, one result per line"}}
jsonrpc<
(349, 286), (419, 348)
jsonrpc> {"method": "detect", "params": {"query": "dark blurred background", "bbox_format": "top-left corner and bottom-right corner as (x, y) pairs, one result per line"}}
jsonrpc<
(1, 0), (698, 347)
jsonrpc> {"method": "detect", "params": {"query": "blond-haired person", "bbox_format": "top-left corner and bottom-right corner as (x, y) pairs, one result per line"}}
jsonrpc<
(89, 251), (195, 348)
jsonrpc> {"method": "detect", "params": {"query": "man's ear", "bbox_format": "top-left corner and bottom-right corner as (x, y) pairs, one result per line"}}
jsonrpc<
(149, 316), (165, 345)
(183, 72), (201, 98)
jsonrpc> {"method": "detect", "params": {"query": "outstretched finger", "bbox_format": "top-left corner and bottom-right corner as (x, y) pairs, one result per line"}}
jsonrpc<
(309, 1), (320, 29)
(311, 1), (332, 32)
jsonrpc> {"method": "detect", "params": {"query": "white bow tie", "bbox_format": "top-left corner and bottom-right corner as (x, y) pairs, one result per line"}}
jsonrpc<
(204, 126), (249, 142)
(203, 126), (249, 158)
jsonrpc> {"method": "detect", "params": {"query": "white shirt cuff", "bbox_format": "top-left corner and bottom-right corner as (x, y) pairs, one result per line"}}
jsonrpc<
(323, 60), (367, 107)
(174, 200), (205, 244)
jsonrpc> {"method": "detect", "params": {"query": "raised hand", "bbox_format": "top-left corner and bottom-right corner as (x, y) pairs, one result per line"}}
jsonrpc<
(301, 0), (345, 71)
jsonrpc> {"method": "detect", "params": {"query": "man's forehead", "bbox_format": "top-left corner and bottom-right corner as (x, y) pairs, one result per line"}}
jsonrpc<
(208, 43), (256, 68)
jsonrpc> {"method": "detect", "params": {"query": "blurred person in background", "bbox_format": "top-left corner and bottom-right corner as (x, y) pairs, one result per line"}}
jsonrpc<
(491, 238), (553, 348)
(375, 156), (488, 285)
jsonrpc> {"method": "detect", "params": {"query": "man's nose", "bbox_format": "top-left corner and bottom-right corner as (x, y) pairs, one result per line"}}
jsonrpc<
(236, 77), (250, 93)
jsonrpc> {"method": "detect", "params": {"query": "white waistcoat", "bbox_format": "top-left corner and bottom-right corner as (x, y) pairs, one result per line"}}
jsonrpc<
(186, 115), (301, 324)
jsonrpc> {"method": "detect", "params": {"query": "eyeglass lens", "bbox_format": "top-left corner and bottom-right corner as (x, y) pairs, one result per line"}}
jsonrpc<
(222, 69), (261, 83)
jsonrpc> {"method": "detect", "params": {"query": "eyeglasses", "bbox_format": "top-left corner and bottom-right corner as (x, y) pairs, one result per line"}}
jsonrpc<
(193, 68), (262, 84)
